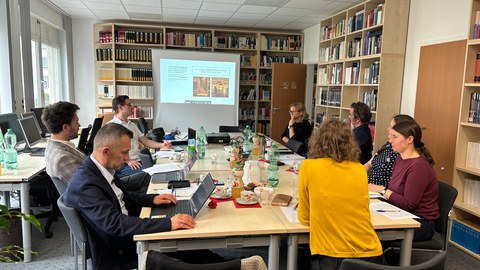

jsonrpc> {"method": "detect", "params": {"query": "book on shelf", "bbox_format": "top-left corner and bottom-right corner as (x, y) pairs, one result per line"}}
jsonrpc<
(319, 88), (341, 107)
(214, 34), (257, 49)
(364, 29), (382, 56)
(330, 63), (343, 85)
(450, 220), (480, 255)
(355, 10), (365, 31)
(347, 38), (362, 58)
(116, 68), (152, 81)
(363, 88), (378, 111)
(474, 11), (480, 39)
(345, 62), (360, 84)
(98, 68), (113, 81)
(368, 122), (375, 143)
(463, 178), (480, 208)
(466, 141), (480, 169)
(99, 30), (113, 43)
(115, 29), (163, 44)
(363, 60), (380, 84)
(331, 41), (345, 61)
(468, 92), (480, 123)
(96, 48), (112, 61)
(475, 53), (480, 82)
(114, 48), (151, 62)
(366, 4), (383, 28)
(117, 85), (153, 99)
(97, 84), (114, 98)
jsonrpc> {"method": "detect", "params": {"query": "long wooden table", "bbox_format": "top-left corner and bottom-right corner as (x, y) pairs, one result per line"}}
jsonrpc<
(135, 143), (419, 269)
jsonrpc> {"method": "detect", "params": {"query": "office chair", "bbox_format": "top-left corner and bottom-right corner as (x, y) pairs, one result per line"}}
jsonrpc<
(29, 173), (60, 239)
(139, 148), (155, 168)
(219, 125), (242, 132)
(386, 182), (458, 253)
(339, 251), (447, 270)
(286, 139), (305, 155)
(148, 127), (166, 142)
(85, 116), (104, 155)
(58, 194), (91, 270)
(140, 251), (267, 270)
(138, 117), (149, 135)
(77, 125), (92, 155)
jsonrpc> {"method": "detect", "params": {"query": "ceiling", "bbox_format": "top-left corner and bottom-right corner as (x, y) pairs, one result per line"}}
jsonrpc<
(45, 0), (364, 31)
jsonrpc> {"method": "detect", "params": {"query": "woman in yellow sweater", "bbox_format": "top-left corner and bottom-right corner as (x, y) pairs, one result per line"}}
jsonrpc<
(298, 119), (382, 270)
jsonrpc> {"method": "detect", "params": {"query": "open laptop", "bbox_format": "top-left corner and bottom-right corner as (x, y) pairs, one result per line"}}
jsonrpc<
(150, 173), (215, 218)
(172, 127), (196, 152)
(18, 116), (47, 156)
(151, 151), (198, 183)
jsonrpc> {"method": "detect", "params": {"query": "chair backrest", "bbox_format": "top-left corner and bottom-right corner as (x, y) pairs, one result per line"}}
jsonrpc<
(137, 117), (148, 135)
(50, 176), (68, 195)
(286, 138), (305, 154)
(77, 125), (92, 155)
(436, 181), (458, 234)
(149, 127), (165, 142)
(219, 125), (242, 132)
(139, 148), (154, 168)
(339, 250), (447, 270)
(85, 116), (104, 154)
(57, 194), (90, 258)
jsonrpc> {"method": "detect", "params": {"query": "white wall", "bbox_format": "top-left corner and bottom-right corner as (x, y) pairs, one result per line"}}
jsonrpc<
(302, 24), (320, 64)
(72, 19), (98, 125)
(401, 0), (469, 115)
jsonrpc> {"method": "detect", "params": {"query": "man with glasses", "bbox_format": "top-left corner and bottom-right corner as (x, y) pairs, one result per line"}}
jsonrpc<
(108, 95), (172, 177)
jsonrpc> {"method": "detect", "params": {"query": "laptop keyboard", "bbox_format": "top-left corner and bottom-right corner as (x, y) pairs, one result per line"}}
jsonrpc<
(167, 200), (193, 216)
(29, 147), (46, 157)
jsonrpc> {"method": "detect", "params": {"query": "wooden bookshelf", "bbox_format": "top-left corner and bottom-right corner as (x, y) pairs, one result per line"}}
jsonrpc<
(314, 0), (410, 149)
(450, 0), (480, 259)
(94, 23), (302, 135)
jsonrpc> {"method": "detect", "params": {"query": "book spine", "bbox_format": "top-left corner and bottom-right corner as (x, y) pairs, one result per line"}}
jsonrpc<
(475, 53), (480, 82)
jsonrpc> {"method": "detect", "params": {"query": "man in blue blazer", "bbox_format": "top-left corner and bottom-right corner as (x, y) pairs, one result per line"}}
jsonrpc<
(64, 123), (196, 270)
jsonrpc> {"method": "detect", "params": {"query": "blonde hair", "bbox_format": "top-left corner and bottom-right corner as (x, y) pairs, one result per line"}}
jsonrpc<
(307, 119), (360, 162)
(290, 102), (309, 120)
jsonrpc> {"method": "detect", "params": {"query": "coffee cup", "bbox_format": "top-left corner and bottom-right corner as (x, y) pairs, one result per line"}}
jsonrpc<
(173, 153), (182, 161)
(212, 186), (230, 198)
(240, 190), (257, 203)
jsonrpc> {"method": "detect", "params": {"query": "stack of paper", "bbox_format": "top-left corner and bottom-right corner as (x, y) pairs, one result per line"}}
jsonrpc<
(370, 201), (419, 220)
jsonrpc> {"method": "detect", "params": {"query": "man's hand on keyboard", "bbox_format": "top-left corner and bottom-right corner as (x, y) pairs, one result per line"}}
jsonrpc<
(171, 214), (196, 230)
(153, 193), (177, 205)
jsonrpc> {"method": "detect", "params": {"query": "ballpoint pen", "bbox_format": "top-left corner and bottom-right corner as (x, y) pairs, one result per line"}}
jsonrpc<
(376, 210), (401, 213)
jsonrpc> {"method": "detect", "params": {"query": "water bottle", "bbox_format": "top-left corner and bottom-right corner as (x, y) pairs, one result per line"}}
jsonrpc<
(196, 126), (206, 159)
(267, 142), (279, 187)
(0, 131), (5, 167)
(4, 129), (18, 170)
(187, 138), (196, 161)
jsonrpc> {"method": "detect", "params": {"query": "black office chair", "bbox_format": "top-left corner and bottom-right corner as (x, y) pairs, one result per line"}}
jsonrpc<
(139, 148), (155, 168)
(219, 125), (242, 132)
(29, 173), (60, 239)
(286, 139), (305, 155)
(138, 117), (149, 135)
(58, 194), (91, 270)
(339, 251), (447, 270)
(386, 182), (458, 253)
(49, 176), (75, 257)
(85, 116), (104, 155)
(77, 125), (92, 155)
(147, 127), (165, 142)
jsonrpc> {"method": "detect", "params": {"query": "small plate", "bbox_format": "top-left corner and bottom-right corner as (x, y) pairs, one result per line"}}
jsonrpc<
(235, 198), (258, 205)
(211, 193), (232, 199)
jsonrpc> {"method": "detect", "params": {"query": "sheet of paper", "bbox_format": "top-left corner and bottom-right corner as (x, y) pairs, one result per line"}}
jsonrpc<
(370, 201), (419, 220)
(143, 163), (181, 176)
(369, 191), (384, 199)
(152, 150), (176, 159)
(280, 204), (300, 223)
(279, 154), (305, 166)
(172, 185), (199, 198)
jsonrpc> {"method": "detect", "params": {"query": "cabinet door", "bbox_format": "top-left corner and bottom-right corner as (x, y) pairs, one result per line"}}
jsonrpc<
(414, 40), (466, 184)
(270, 63), (306, 142)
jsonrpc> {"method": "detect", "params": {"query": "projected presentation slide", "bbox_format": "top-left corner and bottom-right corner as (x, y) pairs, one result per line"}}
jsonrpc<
(160, 59), (236, 105)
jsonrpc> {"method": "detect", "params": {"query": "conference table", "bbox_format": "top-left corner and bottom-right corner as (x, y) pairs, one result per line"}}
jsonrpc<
(135, 142), (420, 269)
(0, 151), (47, 263)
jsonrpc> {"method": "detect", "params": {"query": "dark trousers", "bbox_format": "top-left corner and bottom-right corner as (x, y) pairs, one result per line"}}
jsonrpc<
(119, 171), (151, 194)
(414, 218), (436, 242)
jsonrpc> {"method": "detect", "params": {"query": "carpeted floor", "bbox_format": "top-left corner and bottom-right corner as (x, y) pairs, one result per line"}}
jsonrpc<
(1, 215), (480, 270)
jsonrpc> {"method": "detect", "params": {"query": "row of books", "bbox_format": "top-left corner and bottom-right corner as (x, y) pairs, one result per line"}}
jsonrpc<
(450, 220), (480, 255)
(466, 141), (480, 170)
(258, 106), (270, 120)
(364, 30), (382, 55)
(347, 38), (362, 58)
(331, 41), (345, 61)
(256, 122), (270, 136)
(115, 29), (163, 44)
(240, 88), (256, 101)
(240, 54), (257, 67)
(127, 106), (153, 119)
(473, 11), (480, 39)
(318, 67), (328, 85)
(214, 35), (257, 50)
(240, 71), (256, 85)
(348, 10), (364, 33)
(239, 107), (255, 120)
(259, 55), (301, 67)
(96, 49), (152, 62)
(99, 30), (113, 43)
(259, 35), (301, 51)
(364, 60), (381, 84)
(468, 92), (480, 123)
(344, 63), (360, 84)
(366, 4), (384, 28)
(97, 84), (114, 98)
(321, 19), (346, 41)
(116, 85), (153, 99)
(259, 88), (270, 101)
(319, 88), (341, 107)
(331, 63), (343, 85)
(98, 68), (113, 81)
(363, 89), (378, 111)
(259, 72), (272, 85)
(463, 178), (480, 208)
(165, 32), (212, 47)
(116, 68), (153, 81)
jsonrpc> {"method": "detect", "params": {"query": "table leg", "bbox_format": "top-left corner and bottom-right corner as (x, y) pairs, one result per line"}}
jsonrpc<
(20, 182), (31, 262)
(268, 235), (280, 270)
(137, 241), (147, 267)
(287, 234), (298, 270)
(399, 228), (414, 266)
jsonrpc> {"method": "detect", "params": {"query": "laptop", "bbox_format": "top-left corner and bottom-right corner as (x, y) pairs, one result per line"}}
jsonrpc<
(150, 173), (215, 218)
(17, 116), (47, 156)
(172, 127), (197, 152)
(151, 151), (198, 183)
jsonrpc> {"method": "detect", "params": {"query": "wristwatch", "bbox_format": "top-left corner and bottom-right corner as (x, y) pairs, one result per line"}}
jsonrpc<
(288, 125), (293, 129)
(380, 187), (387, 196)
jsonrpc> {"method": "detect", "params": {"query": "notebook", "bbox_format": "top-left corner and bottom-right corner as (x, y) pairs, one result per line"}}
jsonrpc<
(151, 152), (198, 183)
(150, 173), (215, 218)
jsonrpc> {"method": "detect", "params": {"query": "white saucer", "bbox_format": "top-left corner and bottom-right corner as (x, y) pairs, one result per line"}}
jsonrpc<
(235, 198), (258, 205)
(211, 193), (232, 199)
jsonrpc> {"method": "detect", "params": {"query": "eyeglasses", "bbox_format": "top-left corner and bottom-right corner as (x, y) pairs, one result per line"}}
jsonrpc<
(289, 110), (299, 114)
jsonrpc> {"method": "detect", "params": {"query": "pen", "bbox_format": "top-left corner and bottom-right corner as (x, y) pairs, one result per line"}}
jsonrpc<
(376, 210), (400, 213)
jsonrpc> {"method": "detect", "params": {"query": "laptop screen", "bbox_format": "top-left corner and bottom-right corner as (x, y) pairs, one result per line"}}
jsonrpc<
(18, 116), (43, 149)
(188, 127), (196, 140)
(191, 173), (215, 216)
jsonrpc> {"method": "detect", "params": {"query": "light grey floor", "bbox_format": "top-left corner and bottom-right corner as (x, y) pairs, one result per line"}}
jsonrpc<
(2, 215), (480, 270)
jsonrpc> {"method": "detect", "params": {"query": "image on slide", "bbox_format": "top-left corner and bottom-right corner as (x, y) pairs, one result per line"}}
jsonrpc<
(211, 78), (229, 97)
(193, 77), (211, 97)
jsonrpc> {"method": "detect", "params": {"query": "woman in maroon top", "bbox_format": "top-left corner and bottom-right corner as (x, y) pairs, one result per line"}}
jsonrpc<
(369, 120), (439, 241)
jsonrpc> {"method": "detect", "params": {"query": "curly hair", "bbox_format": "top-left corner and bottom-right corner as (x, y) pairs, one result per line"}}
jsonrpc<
(41, 101), (80, 134)
(307, 119), (360, 162)
(351, 102), (372, 124)
(112, 95), (130, 113)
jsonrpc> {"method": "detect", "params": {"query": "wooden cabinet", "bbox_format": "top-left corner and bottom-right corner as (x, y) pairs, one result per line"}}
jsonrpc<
(93, 23), (302, 135)
(314, 0), (410, 150)
(450, 0), (480, 259)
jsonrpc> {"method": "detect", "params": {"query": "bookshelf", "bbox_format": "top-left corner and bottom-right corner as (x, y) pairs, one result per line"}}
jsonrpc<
(450, 0), (480, 258)
(94, 23), (302, 134)
(314, 0), (410, 149)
